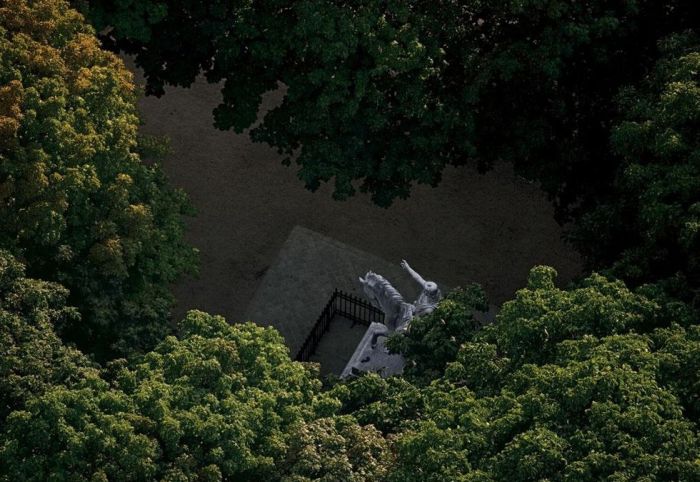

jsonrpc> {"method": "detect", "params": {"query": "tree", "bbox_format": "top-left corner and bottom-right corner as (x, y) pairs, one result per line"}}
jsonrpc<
(1, 309), (391, 481)
(280, 416), (391, 481)
(0, 0), (197, 359)
(384, 267), (700, 480)
(80, 0), (698, 212)
(0, 250), (98, 422)
(113, 311), (323, 480)
(2, 262), (697, 480)
(329, 373), (425, 435)
(572, 32), (700, 303)
(386, 283), (488, 382)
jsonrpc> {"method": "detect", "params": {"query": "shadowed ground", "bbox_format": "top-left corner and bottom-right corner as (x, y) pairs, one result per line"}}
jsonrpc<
(308, 315), (368, 377)
(123, 56), (582, 331)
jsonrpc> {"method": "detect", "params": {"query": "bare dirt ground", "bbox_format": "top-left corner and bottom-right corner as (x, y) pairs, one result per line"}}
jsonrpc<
(123, 56), (582, 324)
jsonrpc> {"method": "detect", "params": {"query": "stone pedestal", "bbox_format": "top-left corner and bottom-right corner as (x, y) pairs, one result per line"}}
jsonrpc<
(341, 322), (405, 378)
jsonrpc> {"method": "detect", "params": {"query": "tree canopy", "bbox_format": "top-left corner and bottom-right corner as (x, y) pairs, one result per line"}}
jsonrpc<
(337, 267), (700, 481)
(0, 277), (389, 481)
(0, 249), (98, 421)
(1, 0), (699, 480)
(572, 32), (700, 303)
(82, 0), (698, 211)
(6, 248), (695, 480)
(0, 0), (197, 358)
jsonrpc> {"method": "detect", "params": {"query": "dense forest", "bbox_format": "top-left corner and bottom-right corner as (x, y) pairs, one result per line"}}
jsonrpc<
(1, 0), (698, 480)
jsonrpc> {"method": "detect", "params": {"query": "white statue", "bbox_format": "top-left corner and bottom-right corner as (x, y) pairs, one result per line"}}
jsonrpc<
(400, 259), (442, 317)
(358, 260), (442, 348)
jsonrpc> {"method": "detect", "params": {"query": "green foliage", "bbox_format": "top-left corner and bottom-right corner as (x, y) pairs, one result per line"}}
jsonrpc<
(81, 0), (697, 212)
(386, 283), (488, 381)
(650, 324), (700, 422)
(117, 311), (322, 480)
(385, 268), (700, 481)
(390, 267), (696, 385)
(1, 383), (161, 481)
(280, 416), (391, 481)
(573, 32), (700, 303)
(389, 417), (478, 482)
(136, 133), (172, 162)
(2, 259), (698, 480)
(446, 267), (696, 390)
(0, 0), (197, 358)
(0, 250), (98, 421)
(3, 2), (699, 479)
(329, 373), (424, 435)
(1, 309), (391, 481)
(484, 266), (693, 368)
(76, 0), (167, 43)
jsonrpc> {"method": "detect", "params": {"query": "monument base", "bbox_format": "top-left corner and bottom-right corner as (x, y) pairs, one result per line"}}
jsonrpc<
(341, 322), (406, 378)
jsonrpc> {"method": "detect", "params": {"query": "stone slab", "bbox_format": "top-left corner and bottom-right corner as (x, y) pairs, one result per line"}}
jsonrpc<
(341, 322), (406, 378)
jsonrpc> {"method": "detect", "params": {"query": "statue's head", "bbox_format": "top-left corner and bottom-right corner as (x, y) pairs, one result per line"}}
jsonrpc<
(422, 281), (442, 305)
(424, 281), (438, 292)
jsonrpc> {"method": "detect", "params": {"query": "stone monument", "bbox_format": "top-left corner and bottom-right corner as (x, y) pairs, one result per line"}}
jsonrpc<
(341, 260), (443, 378)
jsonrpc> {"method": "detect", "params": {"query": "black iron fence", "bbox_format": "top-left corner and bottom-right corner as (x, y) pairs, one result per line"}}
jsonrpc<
(295, 288), (384, 361)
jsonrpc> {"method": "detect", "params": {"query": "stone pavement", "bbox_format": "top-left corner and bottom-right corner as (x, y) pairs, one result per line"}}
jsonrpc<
(244, 225), (449, 359)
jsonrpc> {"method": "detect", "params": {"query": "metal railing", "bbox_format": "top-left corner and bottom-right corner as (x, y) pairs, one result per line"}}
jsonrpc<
(295, 288), (384, 361)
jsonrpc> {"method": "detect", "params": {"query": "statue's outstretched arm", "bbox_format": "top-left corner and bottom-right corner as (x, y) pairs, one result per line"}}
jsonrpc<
(401, 259), (427, 288)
